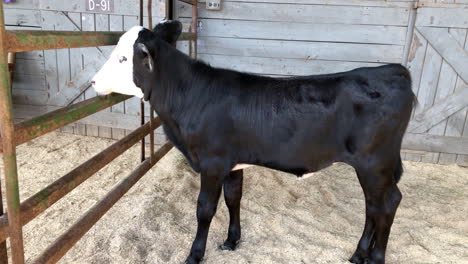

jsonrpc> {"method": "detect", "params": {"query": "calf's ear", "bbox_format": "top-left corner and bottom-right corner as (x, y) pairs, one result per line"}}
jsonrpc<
(137, 43), (154, 72)
(153, 20), (182, 46)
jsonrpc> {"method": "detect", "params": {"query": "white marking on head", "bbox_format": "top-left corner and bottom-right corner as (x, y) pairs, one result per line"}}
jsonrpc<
(91, 26), (145, 98)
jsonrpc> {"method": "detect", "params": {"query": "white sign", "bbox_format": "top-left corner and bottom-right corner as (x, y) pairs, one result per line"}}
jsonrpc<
(86, 0), (114, 13)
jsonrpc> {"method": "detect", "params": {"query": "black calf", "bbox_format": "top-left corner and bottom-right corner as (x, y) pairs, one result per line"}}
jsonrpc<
(131, 21), (415, 264)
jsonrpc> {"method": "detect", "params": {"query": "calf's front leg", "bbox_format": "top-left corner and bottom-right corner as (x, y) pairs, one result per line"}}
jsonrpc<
(186, 168), (224, 264)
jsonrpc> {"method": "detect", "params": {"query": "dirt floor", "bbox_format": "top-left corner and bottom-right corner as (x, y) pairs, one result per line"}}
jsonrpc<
(0, 132), (467, 264)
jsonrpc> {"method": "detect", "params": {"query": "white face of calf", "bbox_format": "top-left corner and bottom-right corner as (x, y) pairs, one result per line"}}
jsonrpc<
(91, 26), (145, 98)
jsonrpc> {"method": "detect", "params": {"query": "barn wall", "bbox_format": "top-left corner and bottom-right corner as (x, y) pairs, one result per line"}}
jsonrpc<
(176, 0), (468, 166)
(5, 0), (468, 166)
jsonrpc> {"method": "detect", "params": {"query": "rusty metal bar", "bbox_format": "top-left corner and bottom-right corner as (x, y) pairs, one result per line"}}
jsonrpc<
(33, 142), (173, 264)
(6, 30), (122, 53)
(148, 0), (153, 30)
(0, 179), (7, 264)
(191, 0), (198, 59)
(0, 119), (162, 243)
(5, 30), (196, 53)
(0, 2), (25, 263)
(0, 94), (131, 153)
(179, 0), (196, 5)
(139, 0), (146, 162)
(148, 0), (156, 163)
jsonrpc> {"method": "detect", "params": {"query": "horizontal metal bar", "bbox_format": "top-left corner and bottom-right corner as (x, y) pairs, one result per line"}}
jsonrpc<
(6, 30), (123, 52)
(0, 94), (131, 153)
(6, 30), (197, 52)
(33, 142), (173, 264)
(0, 120), (162, 242)
(178, 0), (196, 5)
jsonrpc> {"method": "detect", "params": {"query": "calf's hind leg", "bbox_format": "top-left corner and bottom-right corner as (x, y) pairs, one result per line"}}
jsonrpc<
(220, 169), (243, 251)
(350, 166), (402, 264)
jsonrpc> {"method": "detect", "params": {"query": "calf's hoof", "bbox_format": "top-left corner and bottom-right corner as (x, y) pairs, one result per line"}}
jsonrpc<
(185, 256), (202, 264)
(349, 247), (370, 264)
(367, 250), (385, 264)
(219, 239), (240, 251)
(348, 253), (366, 264)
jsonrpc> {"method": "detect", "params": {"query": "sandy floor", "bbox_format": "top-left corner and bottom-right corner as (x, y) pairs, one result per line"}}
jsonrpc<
(0, 132), (467, 264)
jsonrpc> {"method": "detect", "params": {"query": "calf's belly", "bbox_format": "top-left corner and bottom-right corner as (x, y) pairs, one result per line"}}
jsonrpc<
(232, 163), (315, 179)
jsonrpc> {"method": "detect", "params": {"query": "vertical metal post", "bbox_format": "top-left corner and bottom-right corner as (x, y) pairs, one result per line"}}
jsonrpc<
(191, 1), (198, 59)
(0, 182), (7, 264)
(402, 0), (420, 66)
(0, 2), (25, 264)
(147, 0), (153, 30)
(148, 0), (155, 163)
(139, 0), (146, 162)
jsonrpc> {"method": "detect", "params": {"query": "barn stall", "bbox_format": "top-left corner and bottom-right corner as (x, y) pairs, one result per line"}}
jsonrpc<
(1, 0), (468, 263)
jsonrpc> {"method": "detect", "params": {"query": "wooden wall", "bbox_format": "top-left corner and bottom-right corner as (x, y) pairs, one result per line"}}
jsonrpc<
(176, 0), (468, 166)
(5, 0), (468, 166)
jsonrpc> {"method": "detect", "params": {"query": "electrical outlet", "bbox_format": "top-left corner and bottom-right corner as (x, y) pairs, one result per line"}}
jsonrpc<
(206, 0), (221, 10)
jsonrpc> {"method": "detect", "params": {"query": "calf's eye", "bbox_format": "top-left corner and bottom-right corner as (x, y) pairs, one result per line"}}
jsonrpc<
(119, 56), (127, 63)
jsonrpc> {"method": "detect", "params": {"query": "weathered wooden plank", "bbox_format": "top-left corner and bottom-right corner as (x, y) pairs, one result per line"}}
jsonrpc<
(414, 45), (442, 116)
(39, 0), (164, 16)
(11, 74), (47, 91)
(428, 59), (459, 163)
(403, 133), (468, 155)
(404, 152), (423, 162)
(418, 27), (468, 83)
(407, 30), (428, 100)
(12, 89), (48, 106)
(13, 58), (45, 76)
(195, 37), (404, 63)
(412, 43), (443, 163)
(178, 2), (410, 26)
(199, 54), (381, 76)
(60, 124), (75, 134)
(14, 50), (43, 60)
(40, 11), (60, 97)
(455, 30), (468, 165)
(416, 7), (468, 28)
(3, 0), (39, 9)
(417, 1), (468, 7)
(4, 8), (41, 27)
(186, 18), (407, 45)
(56, 32), (74, 107)
(67, 12), (86, 138)
(437, 28), (467, 164)
(81, 13), (100, 137)
(409, 87), (468, 133)
(68, 13), (83, 79)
